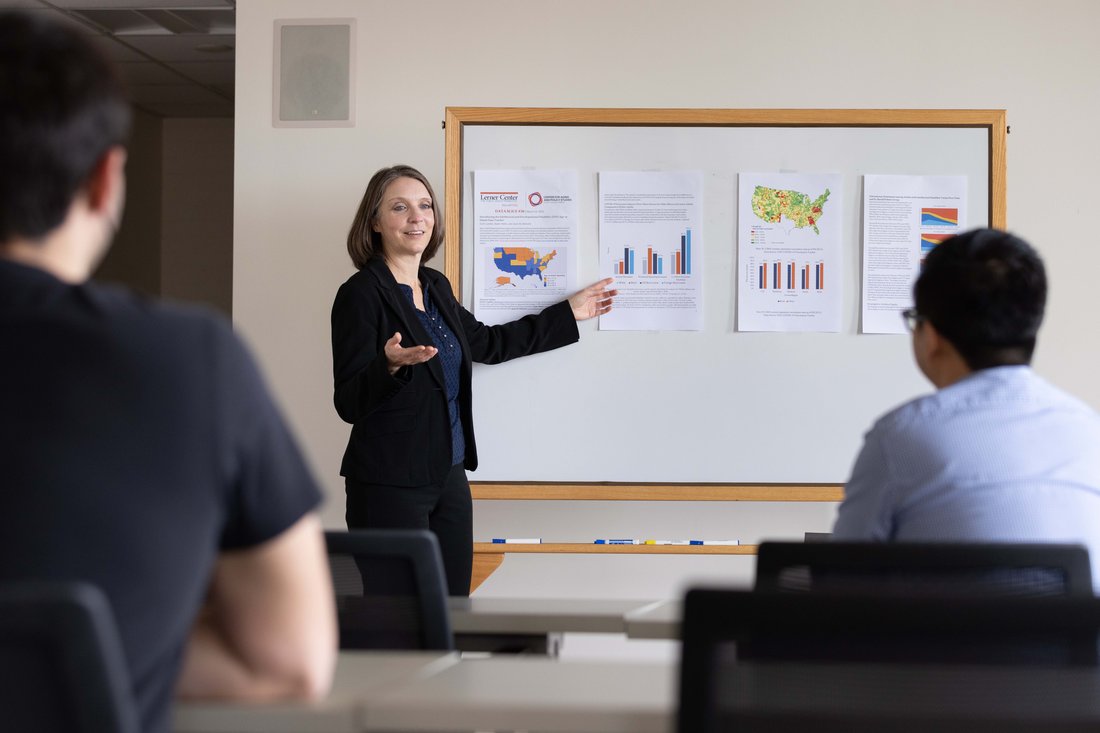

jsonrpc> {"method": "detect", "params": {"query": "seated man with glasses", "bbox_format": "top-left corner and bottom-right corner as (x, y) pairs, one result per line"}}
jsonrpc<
(834, 228), (1100, 587)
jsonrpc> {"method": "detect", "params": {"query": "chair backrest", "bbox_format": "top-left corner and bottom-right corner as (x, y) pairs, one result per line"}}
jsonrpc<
(755, 541), (1093, 597)
(0, 582), (139, 733)
(325, 529), (454, 651)
(678, 588), (1100, 733)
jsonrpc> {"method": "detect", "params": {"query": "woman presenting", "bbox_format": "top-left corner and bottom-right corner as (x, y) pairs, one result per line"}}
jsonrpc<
(332, 165), (615, 596)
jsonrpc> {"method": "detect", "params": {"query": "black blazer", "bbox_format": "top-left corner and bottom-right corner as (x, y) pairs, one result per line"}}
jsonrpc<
(332, 258), (578, 487)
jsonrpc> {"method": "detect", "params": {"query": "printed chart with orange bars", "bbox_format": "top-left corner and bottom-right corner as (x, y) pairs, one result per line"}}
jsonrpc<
(755, 260), (826, 291)
(598, 170), (704, 331)
(612, 228), (692, 276)
(737, 171), (843, 333)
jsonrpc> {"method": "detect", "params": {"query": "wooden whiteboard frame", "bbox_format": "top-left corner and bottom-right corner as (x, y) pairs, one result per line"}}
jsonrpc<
(443, 107), (1007, 502)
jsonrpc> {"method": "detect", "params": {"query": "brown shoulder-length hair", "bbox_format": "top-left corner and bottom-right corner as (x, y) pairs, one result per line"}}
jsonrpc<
(346, 164), (444, 270)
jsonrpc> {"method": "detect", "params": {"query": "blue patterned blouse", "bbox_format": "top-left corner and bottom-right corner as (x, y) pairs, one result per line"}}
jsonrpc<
(398, 281), (465, 465)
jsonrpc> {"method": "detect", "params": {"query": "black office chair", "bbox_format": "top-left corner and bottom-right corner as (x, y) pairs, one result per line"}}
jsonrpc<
(678, 588), (1100, 733)
(325, 529), (454, 651)
(0, 581), (139, 733)
(755, 541), (1093, 596)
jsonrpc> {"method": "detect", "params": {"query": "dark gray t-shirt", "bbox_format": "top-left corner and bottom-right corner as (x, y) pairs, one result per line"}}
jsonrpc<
(0, 259), (321, 733)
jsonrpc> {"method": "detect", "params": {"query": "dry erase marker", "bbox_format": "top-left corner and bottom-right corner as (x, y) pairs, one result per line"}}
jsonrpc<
(689, 540), (740, 546)
(491, 538), (542, 544)
(645, 540), (692, 545)
(594, 539), (642, 545)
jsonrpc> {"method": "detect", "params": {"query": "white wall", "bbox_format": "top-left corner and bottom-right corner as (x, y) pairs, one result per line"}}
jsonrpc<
(233, 0), (1100, 598)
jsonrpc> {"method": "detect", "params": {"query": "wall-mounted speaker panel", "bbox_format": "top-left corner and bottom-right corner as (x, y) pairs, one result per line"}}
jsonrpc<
(273, 19), (355, 127)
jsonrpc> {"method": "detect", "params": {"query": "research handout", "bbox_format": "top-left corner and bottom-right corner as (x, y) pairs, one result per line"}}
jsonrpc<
(737, 172), (843, 332)
(473, 169), (579, 326)
(861, 174), (967, 334)
(598, 170), (704, 331)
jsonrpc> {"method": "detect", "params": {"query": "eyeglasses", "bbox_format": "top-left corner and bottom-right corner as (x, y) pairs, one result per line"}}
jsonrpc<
(901, 308), (925, 333)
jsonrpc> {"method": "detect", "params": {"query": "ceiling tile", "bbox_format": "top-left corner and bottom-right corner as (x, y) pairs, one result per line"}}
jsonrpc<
(51, 0), (233, 8)
(69, 8), (161, 33)
(141, 8), (232, 34)
(88, 32), (150, 61)
(121, 33), (234, 62)
(69, 6), (232, 35)
(165, 60), (234, 85)
(1, 1), (238, 120)
(129, 82), (226, 105)
(137, 99), (232, 118)
(0, 5), (100, 33)
(116, 60), (186, 85)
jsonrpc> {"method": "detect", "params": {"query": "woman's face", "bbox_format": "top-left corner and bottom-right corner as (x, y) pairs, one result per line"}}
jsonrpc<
(373, 176), (435, 261)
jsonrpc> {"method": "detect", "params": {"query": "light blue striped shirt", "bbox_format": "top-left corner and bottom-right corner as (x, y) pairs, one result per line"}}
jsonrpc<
(834, 366), (1100, 589)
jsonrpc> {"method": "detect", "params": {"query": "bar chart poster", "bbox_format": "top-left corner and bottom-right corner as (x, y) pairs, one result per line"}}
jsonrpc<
(598, 170), (703, 331)
(737, 171), (843, 332)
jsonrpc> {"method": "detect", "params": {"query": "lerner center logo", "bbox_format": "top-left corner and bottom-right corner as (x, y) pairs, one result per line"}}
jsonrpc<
(479, 191), (519, 202)
(528, 192), (543, 206)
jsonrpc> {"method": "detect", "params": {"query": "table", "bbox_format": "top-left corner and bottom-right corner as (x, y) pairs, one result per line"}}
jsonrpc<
(173, 651), (674, 733)
(362, 656), (674, 733)
(471, 541), (757, 591)
(624, 599), (682, 640)
(450, 596), (654, 654)
(173, 651), (457, 733)
(450, 596), (651, 634)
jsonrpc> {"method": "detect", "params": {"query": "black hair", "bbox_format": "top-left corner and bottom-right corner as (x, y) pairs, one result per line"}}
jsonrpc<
(0, 11), (132, 242)
(914, 228), (1047, 370)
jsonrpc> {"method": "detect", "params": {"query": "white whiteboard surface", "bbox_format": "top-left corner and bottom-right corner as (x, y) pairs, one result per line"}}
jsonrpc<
(458, 123), (991, 485)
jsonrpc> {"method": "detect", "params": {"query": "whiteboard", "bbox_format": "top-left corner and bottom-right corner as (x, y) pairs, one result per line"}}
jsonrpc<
(445, 110), (1002, 489)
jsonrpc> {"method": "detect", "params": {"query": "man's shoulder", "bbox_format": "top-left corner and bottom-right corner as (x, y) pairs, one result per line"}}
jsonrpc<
(872, 367), (1100, 439)
(869, 390), (942, 438)
(86, 280), (235, 350)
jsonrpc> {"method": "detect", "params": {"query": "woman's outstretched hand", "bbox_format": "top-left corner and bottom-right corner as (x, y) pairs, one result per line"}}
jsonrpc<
(384, 332), (437, 375)
(568, 278), (617, 321)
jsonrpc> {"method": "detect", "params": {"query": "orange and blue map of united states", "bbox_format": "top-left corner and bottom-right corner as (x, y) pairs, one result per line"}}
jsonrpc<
(920, 208), (958, 227)
(493, 247), (557, 285)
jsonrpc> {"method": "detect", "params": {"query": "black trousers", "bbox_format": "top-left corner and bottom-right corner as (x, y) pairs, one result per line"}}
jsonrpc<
(345, 463), (473, 597)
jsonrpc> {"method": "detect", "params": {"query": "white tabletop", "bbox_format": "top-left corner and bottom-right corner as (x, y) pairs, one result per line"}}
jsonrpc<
(361, 656), (675, 733)
(624, 599), (682, 640)
(174, 650), (674, 733)
(173, 651), (458, 733)
(448, 596), (656, 634)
